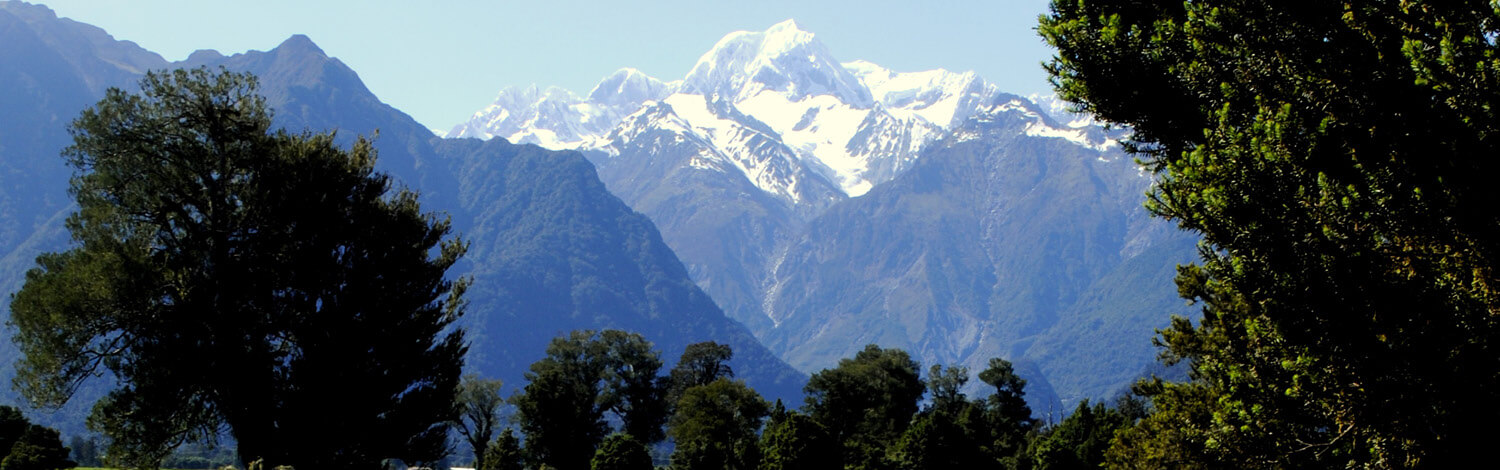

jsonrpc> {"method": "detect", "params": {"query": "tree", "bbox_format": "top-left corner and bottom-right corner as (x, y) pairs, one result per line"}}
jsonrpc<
(888, 409), (985, 470)
(514, 331), (610, 470)
(0, 407), (74, 470)
(803, 345), (925, 469)
(590, 434), (653, 470)
(668, 379), (768, 470)
(1027, 400), (1129, 470)
(0, 408), (25, 459)
(6, 68), (468, 468)
(666, 342), (734, 405)
(513, 330), (668, 470)
(455, 375), (505, 470)
(1041, 1), (1500, 466)
(481, 429), (524, 470)
(0, 426), (74, 470)
(757, 409), (836, 470)
(977, 358), (1035, 461)
(597, 330), (669, 444)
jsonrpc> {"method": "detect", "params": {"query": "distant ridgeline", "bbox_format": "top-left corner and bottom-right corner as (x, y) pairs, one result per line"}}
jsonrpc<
(450, 19), (1199, 407)
(0, 1), (803, 437)
(0, 1), (1195, 445)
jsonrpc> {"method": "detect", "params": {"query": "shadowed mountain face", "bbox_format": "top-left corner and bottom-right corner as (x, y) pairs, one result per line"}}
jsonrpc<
(0, 3), (806, 434)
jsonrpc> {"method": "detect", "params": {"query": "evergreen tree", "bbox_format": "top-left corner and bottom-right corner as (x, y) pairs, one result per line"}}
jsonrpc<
(668, 379), (768, 470)
(803, 345), (925, 469)
(513, 330), (669, 469)
(482, 429), (524, 470)
(0, 408), (25, 459)
(514, 331), (610, 470)
(1041, 1), (1500, 466)
(757, 410), (836, 470)
(1027, 400), (1130, 470)
(977, 358), (1035, 461)
(591, 434), (653, 470)
(598, 330), (669, 444)
(6, 68), (467, 468)
(666, 342), (734, 405)
(0, 426), (74, 470)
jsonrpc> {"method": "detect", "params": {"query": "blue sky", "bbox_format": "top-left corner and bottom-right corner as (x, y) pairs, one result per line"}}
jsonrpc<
(36, 0), (1057, 131)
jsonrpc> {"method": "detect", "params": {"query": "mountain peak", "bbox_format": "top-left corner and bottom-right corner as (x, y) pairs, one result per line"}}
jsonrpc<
(276, 34), (325, 57)
(586, 68), (670, 105)
(763, 19), (815, 49)
(683, 20), (871, 106)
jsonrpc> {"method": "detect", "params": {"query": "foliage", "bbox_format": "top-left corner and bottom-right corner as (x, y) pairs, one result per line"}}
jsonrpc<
(597, 330), (669, 444)
(513, 331), (610, 470)
(455, 374), (505, 470)
(887, 361), (1038, 469)
(668, 379), (768, 470)
(666, 342), (734, 406)
(888, 408), (984, 470)
(1027, 399), (1133, 470)
(803, 344), (924, 469)
(0, 408), (74, 470)
(5, 68), (467, 468)
(1041, 0), (1500, 466)
(513, 330), (667, 470)
(757, 407), (836, 470)
(0, 408), (25, 460)
(481, 429), (523, 470)
(590, 434), (652, 470)
(977, 358), (1036, 460)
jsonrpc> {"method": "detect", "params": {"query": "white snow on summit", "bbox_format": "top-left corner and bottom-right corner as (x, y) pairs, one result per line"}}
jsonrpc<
(682, 19), (872, 107)
(448, 20), (1119, 201)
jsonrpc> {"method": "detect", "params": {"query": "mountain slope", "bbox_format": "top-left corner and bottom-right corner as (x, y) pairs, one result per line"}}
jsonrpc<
(449, 20), (1192, 406)
(762, 97), (1197, 403)
(189, 31), (809, 403)
(436, 137), (805, 400)
(0, 4), (807, 433)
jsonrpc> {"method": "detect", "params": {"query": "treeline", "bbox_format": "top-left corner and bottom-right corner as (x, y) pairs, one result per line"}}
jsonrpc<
(456, 329), (1141, 470)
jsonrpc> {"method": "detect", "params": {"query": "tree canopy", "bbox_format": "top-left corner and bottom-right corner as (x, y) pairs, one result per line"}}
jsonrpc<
(1041, 1), (1500, 466)
(6, 68), (467, 468)
(512, 329), (668, 470)
(803, 344), (925, 469)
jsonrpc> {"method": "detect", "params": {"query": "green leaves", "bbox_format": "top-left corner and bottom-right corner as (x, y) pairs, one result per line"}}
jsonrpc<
(1043, 0), (1500, 466)
(513, 329), (668, 470)
(8, 68), (468, 468)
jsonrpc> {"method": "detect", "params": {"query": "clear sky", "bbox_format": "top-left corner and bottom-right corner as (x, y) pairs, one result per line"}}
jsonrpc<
(34, 0), (1057, 131)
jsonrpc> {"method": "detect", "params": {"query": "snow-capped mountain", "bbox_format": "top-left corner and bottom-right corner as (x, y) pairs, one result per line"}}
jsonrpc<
(449, 19), (1111, 200)
(447, 20), (1178, 408)
(446, 68), (675, 148)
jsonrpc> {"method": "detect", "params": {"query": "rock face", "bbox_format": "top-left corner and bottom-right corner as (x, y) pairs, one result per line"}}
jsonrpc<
(451, 19), (1199, 407)
(0, 4), (807, 436)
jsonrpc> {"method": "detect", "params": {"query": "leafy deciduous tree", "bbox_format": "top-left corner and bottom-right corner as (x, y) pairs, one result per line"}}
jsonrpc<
(455, 374), (505, 470)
